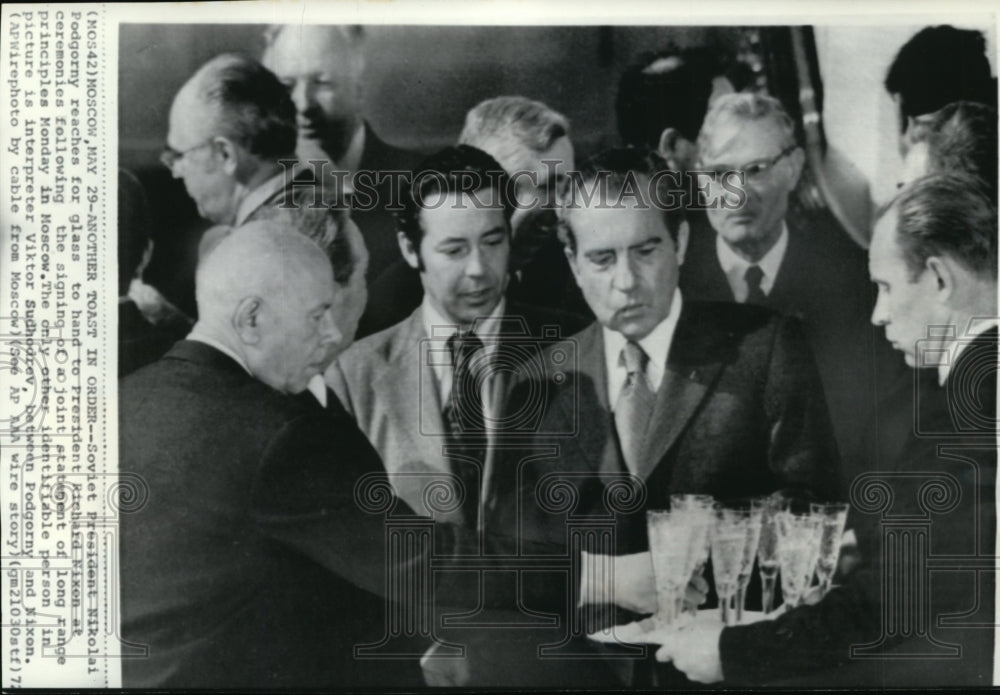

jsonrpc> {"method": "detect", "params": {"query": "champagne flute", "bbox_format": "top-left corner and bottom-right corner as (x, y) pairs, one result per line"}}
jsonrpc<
(756, 495), (789, 614)
(671, 493), (714, 616)
(810, 502), (850, 597)
(711, 504), (751, 626)
(646, 510), (695, 628)
(775, 511), (823, 609)
(735, 499), (764, 623)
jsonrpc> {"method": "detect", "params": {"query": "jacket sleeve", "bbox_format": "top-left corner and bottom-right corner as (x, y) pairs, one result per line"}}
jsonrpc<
(762, 315), (843, 501)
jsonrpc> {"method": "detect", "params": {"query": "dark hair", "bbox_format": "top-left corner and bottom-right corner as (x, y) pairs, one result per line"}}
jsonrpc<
(559, 147), (687, 254)
(118, 169), (152, 295)
(616, 47), (723, 148)
(397, 145), (514, 251)
(196, 53), (297, 160)
(910, 101), (998, 203)
(887, 172), (997, 280)
(885, 26), (996, 129)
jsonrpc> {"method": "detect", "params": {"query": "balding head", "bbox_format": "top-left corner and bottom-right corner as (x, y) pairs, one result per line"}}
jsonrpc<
(194, 222), (341, 394)
(261, 24), (366, 161)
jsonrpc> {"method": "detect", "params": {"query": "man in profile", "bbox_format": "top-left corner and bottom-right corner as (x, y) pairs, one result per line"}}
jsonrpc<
(655, 173), (997, 687)
(163, 54), (299, 253)
(262, 24), (423, 280)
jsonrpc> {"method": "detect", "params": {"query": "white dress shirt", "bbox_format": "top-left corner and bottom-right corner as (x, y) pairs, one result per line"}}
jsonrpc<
(421, 297), (506, 419)
(716, 223), (789, 301)
(603, 291), (683, 408)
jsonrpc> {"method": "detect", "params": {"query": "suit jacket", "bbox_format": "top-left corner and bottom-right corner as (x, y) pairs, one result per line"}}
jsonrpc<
(680, 211), (906, 490)
(119, 340), (544, 688)
(496, 300), (842, 556)
(719, 328), (997, 687)
(351, 122), (424, 283)
(329, 301), (580, 527)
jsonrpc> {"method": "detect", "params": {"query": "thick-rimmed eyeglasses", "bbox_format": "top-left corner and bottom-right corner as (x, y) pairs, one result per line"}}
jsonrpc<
(159, 139), (215, 171)
(701, 144), (798, 182)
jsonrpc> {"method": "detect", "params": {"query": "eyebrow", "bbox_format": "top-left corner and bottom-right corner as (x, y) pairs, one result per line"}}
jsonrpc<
(584, 236), (663, 257)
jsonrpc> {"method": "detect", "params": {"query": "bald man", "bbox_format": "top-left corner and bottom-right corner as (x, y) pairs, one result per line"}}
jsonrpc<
(262, 24), (424, 281)
(119, 224), (627, 687)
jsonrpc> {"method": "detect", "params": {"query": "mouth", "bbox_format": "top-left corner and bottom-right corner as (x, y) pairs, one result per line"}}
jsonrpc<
(616, 304), (646, 318)
(460, 288), (495, 305)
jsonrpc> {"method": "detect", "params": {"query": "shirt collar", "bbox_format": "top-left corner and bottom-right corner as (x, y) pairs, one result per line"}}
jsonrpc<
(938, 317), (999, 385)
(716, 222), (789, 297)
(186, 332), (252, 377)
(420, 295), (506, 343)
(340, 123), (367, 177)
(603, 290), (683, 391)
(234, 171), (287, 226)
(307, 374), (328, 407)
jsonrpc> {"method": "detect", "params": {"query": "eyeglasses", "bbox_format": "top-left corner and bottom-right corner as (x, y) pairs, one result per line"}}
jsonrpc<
(701, 144), (798, 182)
(159, 138), (215, 171)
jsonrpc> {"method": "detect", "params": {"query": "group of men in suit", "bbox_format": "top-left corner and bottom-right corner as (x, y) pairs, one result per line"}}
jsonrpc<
(119, 23), (997, 689)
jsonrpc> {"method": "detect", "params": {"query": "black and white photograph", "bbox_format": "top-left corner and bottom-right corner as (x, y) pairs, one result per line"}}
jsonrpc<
(2, 1), (998, 689)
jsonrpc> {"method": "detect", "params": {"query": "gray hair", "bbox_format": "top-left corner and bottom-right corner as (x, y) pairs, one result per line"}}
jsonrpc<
(459, 96), (570, 172)
(697, 93), (797, 155)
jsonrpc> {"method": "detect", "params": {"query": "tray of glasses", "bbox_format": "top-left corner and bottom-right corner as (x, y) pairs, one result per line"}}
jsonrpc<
(587, 607), (777, 645)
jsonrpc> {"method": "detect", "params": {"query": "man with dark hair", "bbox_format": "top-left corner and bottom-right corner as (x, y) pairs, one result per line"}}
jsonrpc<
(899, 101), (998, 201)
(163, 53), (298, 240)
(885, 25), (997, 155)
(262, 24), (424, 281)
(329, 144), (572, 528)
(492, 147), (840, 686)
(656, 173), (996, 687)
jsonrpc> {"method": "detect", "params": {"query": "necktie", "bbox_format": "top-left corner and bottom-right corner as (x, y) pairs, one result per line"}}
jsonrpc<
(445, 331), (486, 529)
(614, 341), (655, 476)
(744, 265), (767, 304)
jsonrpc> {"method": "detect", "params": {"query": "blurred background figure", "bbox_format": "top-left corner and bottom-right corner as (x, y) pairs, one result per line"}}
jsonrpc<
(885, 25), (997, 157)
(262, 24), (424, 282)
(118, 168), (190, 377)
(897, 100), (998, 200)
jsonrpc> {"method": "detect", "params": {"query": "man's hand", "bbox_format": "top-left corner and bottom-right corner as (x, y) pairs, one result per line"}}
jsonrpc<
(578, 550), (656, 615)
(683, 572), (710, 612)
(655, 621), (725, 683)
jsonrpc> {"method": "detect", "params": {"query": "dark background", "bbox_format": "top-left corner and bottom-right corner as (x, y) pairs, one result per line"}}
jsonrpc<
(119, 24), (750, 316)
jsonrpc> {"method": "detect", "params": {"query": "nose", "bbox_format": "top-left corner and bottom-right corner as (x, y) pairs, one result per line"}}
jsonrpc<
(289, 79), (314, 114)
(611, 254), (637, 293)
(319, 309), (343, 346)
(465, 246), (486, 278)
(870, 289), (888, 327)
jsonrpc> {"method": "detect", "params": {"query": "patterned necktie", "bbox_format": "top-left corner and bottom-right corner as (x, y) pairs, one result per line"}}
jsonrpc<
(445, 331), (486, 528)
(744, 265), (767, 304)
(614, 340), (655, 476)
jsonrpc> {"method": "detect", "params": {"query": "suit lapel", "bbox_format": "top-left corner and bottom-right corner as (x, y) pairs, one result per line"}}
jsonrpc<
(639, 305), (724, 480)
(553, 324), (616, 476)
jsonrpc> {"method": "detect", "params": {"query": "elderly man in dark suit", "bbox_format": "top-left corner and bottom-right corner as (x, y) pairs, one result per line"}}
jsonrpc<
(262, 24), (424, 282)
(656, 173), (997, 687)
(681, 93), (904, 489)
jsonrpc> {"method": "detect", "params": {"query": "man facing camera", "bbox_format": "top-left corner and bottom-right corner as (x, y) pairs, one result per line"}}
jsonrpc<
(329, 145), (575, 530)
(655, 173), (997, 687)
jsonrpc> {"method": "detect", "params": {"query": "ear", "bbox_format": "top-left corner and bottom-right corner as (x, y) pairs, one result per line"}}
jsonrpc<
(233, 296), (264, 344)
(564, 243), (583, 287)
(398, 231), (421, 271)
(784, 147), (806, 189)
(675, 220), (690, 266)
(657, 128), (691, 170)
(925, 256), (956, 300)
(215, 136), (240, 176)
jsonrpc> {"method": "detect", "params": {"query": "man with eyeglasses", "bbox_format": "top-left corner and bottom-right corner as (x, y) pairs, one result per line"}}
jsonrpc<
(163, 53), (306, 256)
(680, 93), (903, 489)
